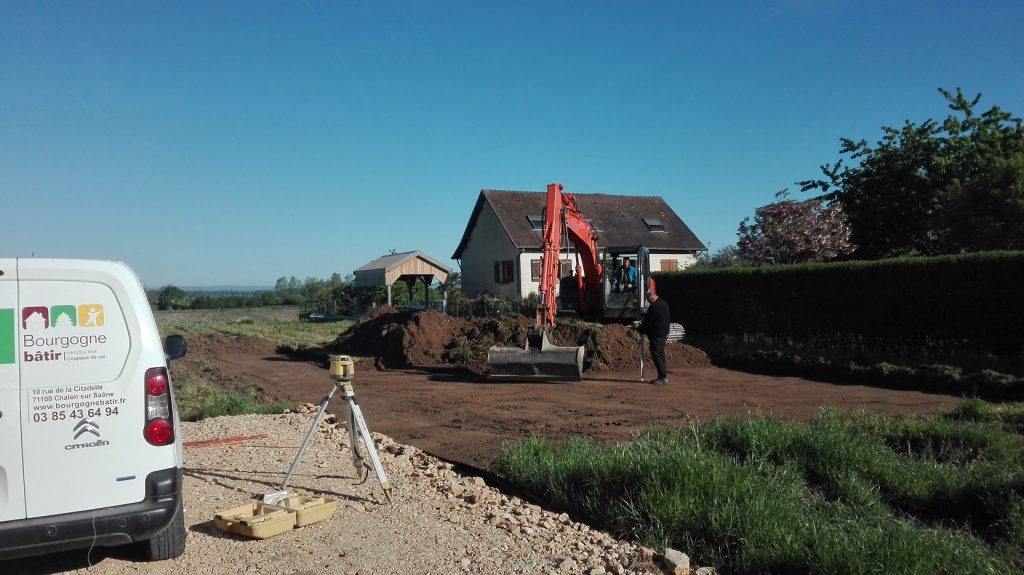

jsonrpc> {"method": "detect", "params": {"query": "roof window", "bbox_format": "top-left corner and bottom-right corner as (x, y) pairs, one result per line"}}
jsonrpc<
(527, 215), (544, 230)
(643, 217), (666, 232)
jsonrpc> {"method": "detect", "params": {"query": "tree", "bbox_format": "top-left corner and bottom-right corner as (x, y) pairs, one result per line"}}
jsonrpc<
(690, 245), (751, 269)
(438, 272), (461, 296)
(389, 281), (411, 307)
(156, 285), (188, 310)
(258, 291), (283, 306)
(437, 272), (464, 309)
(303, 278), (331, 309)
(331, 283), (357, 315)
(800, 88), (1024, 258)
(737, 190), (854, 265)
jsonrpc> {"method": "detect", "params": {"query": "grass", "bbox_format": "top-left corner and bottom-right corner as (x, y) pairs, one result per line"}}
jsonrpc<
(495, 400), (1024, 575)
(172, 369), (292, 422)
(155, 306), (352, 350)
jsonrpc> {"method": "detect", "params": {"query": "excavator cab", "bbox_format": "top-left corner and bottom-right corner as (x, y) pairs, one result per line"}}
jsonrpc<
(603, 246), (651, 321)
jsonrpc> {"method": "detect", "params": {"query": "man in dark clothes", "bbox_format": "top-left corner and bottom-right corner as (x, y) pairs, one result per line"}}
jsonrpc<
(638, 290), (670, 385)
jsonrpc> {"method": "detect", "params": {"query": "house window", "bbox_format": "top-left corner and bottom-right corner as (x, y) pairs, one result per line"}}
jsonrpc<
(527, 215), (544, 230)
(643, 217), (666, 232)
(531, 259), (574, 281)
(494, 260), (515, 284)
(660, 259), (679, 272)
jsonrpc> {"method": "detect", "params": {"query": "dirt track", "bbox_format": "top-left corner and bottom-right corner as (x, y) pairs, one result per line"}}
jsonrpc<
(181, 334), (956, 470)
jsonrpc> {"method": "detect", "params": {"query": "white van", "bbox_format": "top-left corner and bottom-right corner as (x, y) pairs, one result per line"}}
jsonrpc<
(0, 258), (187, 561)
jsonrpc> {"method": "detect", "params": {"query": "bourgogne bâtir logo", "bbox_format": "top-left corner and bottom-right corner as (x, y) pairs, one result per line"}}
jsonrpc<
(21, 304), (105, 330)
(0, 304), (106, 365)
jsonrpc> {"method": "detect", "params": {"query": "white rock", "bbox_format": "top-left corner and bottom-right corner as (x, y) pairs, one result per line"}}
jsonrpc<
(662, 547), (690, 575)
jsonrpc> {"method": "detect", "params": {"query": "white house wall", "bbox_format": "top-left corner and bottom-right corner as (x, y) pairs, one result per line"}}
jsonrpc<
(650, 253), (697, 273)
(518, 254), (538, 298)
(459, 202), (522, 299)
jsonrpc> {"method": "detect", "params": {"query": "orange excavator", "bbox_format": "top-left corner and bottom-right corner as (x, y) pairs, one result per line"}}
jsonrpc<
(487, 183), (655, 381)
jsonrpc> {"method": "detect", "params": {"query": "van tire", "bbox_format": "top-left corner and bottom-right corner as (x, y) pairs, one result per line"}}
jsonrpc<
(144, 503), (185, 560)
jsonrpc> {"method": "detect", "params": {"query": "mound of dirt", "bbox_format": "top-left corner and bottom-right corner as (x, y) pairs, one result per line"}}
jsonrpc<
(593, 323), (712, 372)
(330, 309), (711, 375)
(182, 332), (278, 356)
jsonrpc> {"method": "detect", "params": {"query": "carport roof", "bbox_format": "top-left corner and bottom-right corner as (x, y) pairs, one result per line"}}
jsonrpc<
(354, 251), (451, 274)
(353, 251), (452, 288)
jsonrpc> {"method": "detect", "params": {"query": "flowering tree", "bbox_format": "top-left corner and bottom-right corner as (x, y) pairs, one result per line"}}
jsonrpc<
(737, 190), (855, 265)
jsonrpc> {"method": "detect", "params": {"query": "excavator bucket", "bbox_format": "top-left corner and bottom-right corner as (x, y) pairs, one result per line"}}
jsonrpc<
(487, 330), (584, 381)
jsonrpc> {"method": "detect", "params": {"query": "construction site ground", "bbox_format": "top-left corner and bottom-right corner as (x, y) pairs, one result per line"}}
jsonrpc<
(12, 314), (960, 575)
(179, 326), (954, 471)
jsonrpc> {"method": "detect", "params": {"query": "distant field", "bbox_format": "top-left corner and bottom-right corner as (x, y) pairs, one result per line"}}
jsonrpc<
(155, 306), (352, 349)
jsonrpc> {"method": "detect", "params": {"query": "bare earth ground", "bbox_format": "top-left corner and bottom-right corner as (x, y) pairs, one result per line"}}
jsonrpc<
(180, 331), (955, 470)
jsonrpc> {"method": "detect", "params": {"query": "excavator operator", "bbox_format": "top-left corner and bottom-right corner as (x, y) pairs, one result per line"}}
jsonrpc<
(617, 258), (638, 293)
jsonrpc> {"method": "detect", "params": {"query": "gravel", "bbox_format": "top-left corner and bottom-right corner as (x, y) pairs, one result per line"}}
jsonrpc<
(13, 410), (700, 575)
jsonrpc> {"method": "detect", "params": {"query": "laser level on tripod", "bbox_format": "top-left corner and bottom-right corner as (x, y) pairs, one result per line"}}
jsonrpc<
(264, 355), (392, 504)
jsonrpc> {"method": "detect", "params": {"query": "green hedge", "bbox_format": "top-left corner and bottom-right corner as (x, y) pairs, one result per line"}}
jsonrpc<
(655, 251), (1024, 371)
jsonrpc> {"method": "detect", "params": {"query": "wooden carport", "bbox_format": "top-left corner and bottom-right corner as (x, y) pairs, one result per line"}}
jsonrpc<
(353, 251), (452, 308)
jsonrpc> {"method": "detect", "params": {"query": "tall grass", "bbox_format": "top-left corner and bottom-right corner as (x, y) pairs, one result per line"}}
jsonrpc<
(496, 401), (1024, 574)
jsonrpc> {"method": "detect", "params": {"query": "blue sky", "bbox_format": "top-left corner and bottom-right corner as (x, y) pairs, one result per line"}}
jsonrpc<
(3, 1), (1022, 288)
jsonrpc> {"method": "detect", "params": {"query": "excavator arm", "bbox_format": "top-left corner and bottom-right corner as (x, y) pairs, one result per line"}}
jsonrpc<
(535, 183), (564, 328)
(536, 183), (604, 327)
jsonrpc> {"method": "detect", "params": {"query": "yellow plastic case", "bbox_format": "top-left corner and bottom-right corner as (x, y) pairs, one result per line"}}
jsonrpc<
(279, 494), (337, 527)
(213, 502), (296, 539)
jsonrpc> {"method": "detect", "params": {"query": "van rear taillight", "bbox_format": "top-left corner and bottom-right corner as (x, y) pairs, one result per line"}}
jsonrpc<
(146, 371), (168, 395)
(144, 367), (175, 446)
(144, 419), (174, 445)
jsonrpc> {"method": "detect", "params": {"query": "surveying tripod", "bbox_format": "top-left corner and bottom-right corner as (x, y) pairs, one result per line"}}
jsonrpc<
(266, 355), (392, 504)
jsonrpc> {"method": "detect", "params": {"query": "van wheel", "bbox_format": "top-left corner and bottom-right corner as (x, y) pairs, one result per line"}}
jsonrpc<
(144, 503), (185, 560)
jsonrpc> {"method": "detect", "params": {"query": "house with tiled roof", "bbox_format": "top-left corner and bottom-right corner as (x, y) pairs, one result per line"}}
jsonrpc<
(452, 189), (705, 299)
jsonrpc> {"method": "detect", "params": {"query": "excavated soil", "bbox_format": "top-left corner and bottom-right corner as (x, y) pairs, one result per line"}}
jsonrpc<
(328, 308), (712, 375)
(170, 311), (956, 470)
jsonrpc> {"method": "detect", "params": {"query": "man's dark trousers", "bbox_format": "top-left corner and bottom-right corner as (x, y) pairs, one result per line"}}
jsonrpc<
(648, 335), (667, 380)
